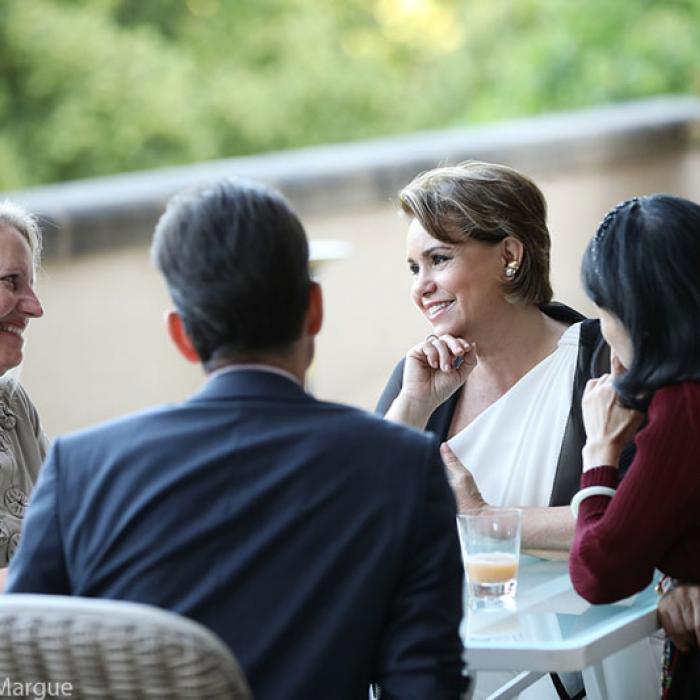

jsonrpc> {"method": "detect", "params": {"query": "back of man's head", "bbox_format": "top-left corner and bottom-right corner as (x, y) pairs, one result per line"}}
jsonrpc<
(151, 179), (311, 366)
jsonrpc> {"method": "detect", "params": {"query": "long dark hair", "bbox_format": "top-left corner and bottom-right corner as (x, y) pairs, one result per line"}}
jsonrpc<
(581, 194), (700, 410)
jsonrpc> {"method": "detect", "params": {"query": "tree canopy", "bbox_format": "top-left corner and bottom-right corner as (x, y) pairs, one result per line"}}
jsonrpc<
(2, 0), (699, 189)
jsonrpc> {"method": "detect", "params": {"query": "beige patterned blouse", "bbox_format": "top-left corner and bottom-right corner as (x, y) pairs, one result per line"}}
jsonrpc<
(0, 381), (48, 566)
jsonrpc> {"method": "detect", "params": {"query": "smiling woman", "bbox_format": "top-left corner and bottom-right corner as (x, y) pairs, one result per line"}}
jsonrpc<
(377, 160), (620, 700)
(379, 161), (606, 522)
(0, 202), (48, 580)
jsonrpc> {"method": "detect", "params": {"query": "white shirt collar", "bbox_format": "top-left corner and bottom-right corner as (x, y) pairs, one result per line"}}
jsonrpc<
(207, 363), (302, 387)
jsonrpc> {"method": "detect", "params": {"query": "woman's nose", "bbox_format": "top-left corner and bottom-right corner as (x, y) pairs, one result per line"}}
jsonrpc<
(412, 270), (437, 297)
(19, 288), (44, 318)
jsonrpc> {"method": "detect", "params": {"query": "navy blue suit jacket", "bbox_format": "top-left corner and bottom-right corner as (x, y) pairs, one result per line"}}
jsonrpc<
(7, 370), (467, 699)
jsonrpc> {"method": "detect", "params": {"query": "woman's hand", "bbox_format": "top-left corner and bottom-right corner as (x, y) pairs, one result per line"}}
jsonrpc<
(581, 373), (644, 470)
(385, 334), (476, 429)
(658, 584), (700, 653)
(399, 334), (477, 427)
(404, 334), (476, 405)
(440, 443), (487, 513)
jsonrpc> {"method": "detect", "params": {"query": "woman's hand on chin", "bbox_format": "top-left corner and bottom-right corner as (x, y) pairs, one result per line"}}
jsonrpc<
(581, 373), (644, 470)
(384, 333), (476, 429)
(440, 443), (487, 513)
(403, 333), (476, 407)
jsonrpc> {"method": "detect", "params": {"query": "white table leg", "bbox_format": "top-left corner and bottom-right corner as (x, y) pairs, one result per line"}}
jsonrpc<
(582, 636), (660, 700)
(485, 671), (545, 700)
(583, 662), (609, 700)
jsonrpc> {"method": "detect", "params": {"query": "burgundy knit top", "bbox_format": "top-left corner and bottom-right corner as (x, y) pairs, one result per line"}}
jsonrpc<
(569, 382), (700, 604)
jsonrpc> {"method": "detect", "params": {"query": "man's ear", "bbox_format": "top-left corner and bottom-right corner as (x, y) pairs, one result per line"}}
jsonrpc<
(306, 281), (323, 337)
(165, 310), (200, 363)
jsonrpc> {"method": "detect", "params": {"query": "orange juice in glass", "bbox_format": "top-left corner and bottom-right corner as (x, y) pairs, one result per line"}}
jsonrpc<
(457, 509), (522, 606)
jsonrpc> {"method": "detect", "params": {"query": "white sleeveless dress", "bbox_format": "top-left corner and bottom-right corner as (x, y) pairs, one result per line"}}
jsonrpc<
(447, 322), (580, 509)
(448, 324), (580, 700)
(448, 322), (660, 700)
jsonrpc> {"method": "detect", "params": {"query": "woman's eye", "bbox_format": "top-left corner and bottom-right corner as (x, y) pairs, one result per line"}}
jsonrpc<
(1, 275), (18, 290)
(408, 262), (419, 275)
(431, 254), (450, 265)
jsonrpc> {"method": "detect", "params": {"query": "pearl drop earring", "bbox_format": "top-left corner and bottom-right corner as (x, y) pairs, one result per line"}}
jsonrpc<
(505, 260), (520, 279)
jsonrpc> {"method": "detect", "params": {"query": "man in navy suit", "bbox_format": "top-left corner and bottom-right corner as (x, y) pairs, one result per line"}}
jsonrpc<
(7, 179), (469, 699)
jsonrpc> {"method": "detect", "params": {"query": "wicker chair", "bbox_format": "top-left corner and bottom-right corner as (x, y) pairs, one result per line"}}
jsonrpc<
(0, 594), (252, 699)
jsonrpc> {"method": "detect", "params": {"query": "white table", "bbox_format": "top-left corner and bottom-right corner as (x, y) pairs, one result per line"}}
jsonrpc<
(461, 556), (660, 700)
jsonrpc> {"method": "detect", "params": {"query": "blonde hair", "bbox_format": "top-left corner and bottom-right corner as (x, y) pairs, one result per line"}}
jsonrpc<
(399, 160), (552, 305)
(0, 200), (43, 268)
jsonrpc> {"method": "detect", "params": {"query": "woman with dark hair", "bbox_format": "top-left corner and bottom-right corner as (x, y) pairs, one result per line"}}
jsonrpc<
(569, 194), (700, 699)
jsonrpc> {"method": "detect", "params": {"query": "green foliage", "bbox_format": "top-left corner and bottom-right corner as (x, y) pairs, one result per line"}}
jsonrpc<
(1, 0), (699, 189)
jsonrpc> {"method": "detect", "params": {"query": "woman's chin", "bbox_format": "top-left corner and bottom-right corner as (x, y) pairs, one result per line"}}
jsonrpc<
(0, 355), (22, 378)
(429, 322), (462, 338)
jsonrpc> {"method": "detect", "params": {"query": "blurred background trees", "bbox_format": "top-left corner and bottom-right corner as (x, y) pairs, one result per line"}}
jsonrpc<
(2, 0), (700, 190)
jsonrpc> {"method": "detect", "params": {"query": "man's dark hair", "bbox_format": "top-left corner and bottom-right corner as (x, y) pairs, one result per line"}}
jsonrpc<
(152, 178), (311, 366)
(582, 193), (700, 410)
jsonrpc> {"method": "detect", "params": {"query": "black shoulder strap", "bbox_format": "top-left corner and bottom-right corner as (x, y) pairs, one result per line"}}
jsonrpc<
(549, 319), (609, 506)
(425, 391), (460, 442)
(375, 358), (406, 415)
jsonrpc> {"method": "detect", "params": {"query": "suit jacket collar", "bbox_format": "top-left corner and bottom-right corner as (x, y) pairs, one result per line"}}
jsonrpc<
(190, 368), (310, 404)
